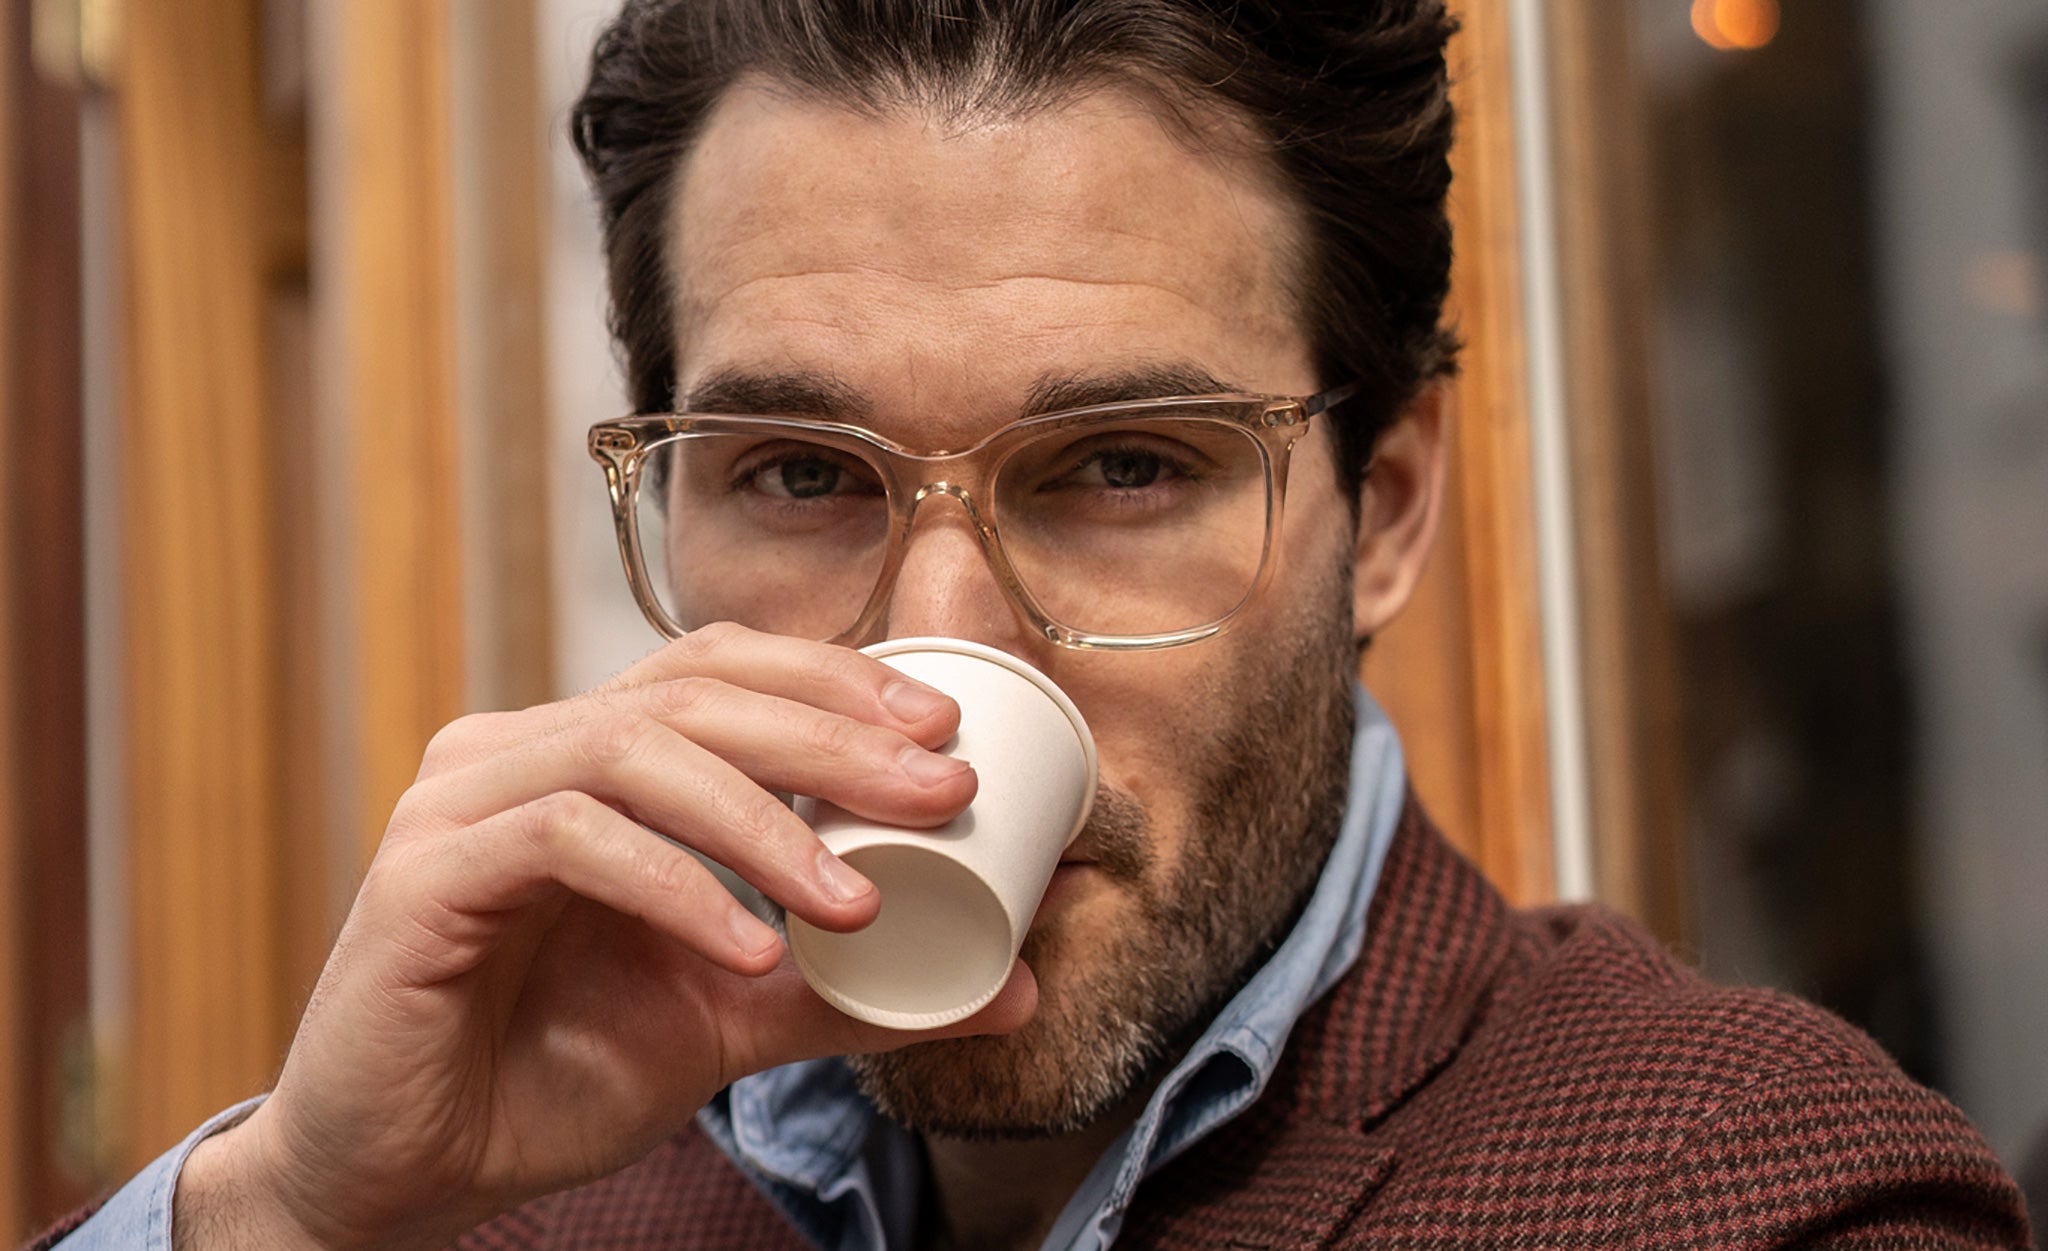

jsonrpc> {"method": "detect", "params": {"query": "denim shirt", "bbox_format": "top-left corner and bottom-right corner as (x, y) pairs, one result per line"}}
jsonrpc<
(697, 684), (1408, 1251)
(55, 686), (1405, 1251)
(51, 1097), (265, 1248)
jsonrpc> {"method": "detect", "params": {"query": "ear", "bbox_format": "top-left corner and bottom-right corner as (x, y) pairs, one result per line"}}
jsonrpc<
(1351, 383), (1450, 641)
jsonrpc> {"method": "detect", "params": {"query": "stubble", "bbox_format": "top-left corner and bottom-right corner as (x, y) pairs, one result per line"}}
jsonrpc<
(847, 559), (1360, 1138)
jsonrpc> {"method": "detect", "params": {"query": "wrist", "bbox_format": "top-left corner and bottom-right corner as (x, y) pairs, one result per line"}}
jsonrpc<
(171, 1115), (320, 1250)
(172, 1102), (479, 1251)
(171, 1109), (393, 1251)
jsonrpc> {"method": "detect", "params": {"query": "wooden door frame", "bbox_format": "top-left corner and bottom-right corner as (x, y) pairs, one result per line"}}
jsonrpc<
(1364, 0), (1558, 906)
(114, 0), (475, 1170)
(118, 0), (291, 1168)
(1367, 0), (1690, 936)
(1544, 0), (1690, 945)
(313, 0), (467, 865)
(2, 0), (92, 1232)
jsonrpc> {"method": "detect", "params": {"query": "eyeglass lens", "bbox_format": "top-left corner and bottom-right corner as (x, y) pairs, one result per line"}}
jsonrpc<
(633, 415), (1273, 642)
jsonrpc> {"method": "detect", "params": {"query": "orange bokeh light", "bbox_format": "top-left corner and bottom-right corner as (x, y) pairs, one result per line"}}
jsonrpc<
(1691, 0), (1781, 51)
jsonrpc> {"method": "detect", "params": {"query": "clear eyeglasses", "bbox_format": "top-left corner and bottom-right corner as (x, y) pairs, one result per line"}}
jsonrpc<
(588, 386), (1354, 651)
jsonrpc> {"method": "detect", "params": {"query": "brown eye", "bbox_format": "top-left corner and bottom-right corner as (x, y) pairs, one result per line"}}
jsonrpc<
(1056, 444), (1190, 493)
(1093, 450), (1163, 489)
(765, 456), (843, 499)
(735, 445), (882, 501)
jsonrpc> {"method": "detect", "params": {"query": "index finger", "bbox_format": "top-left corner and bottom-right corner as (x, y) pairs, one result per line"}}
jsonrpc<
(600, 623), (959, 744)
(425, 626), (964, 774)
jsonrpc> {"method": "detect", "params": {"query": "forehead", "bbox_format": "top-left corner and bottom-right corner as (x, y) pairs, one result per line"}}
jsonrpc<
(668, 78), (1315, 441)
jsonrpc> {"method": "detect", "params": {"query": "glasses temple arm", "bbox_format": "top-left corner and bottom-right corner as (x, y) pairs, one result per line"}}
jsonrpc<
(1300, 381), (1360, 418)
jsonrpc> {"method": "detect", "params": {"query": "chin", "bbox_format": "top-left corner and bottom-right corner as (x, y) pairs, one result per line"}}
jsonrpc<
(847, 910), (1175, 1140)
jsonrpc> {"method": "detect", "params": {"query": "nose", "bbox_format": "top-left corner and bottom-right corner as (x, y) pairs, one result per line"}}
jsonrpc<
(878, 490), (1036, 653)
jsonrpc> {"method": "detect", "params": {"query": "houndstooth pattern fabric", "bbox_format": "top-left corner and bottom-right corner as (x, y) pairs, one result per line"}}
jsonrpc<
(1111, 801), (2030, 1249)
(30, 798), (2031, 1249)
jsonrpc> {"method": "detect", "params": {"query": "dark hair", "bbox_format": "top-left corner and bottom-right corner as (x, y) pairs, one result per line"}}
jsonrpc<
(571, 0), (1459, 491)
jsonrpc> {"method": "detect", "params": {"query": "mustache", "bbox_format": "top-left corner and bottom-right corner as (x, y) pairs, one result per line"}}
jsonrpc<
(1074, 784), (1153, 884)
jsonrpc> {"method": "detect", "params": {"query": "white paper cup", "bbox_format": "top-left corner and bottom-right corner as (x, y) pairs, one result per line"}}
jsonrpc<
(786, 638), (1096, 1030)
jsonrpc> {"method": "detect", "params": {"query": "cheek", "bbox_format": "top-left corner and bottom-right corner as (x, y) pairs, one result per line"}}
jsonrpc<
(1051, 653), (1228, 874)
(1038, 464), (1355, 884)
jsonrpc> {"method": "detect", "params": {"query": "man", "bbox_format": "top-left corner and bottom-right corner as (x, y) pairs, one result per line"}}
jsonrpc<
(36, 0), (2031, 1248)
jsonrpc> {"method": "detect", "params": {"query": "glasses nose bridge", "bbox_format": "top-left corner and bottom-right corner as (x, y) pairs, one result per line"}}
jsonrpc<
(905, 477), (993, 540)
(887, 467), (1040, 643)
(896, 451), (1013, 588)
(898, 443), (994, 528)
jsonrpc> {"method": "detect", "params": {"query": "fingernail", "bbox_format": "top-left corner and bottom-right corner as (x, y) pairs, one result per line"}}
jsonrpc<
(898, 745), (970, 788)
(730, 908), (780, 960)
(881, 680), (950, 723)
(816, 850), (874, 904)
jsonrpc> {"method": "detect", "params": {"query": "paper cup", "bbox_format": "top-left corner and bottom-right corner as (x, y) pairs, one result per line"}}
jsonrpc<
(787, 638), (1096, 1030)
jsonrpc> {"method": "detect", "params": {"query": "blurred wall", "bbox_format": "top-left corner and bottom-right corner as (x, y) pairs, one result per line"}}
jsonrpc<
(1634, 0), (2048, 1182)
(540, 0), (648, 697)
(1870, 0), (2048, 1169)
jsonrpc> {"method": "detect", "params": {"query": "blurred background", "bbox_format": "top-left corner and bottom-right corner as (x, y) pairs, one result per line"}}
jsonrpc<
(1, 0), (2043, 1240)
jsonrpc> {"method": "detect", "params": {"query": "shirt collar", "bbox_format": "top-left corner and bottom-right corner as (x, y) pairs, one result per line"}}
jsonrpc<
(700, 684), (1408, 1251)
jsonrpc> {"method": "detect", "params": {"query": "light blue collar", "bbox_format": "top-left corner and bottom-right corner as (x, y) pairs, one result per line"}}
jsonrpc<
(699, 684), (1408, 1251)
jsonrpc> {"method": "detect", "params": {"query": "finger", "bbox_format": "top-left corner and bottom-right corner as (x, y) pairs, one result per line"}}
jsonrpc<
(417, 624), (961, 777)
(418, 684), (973, 834)
(612, 678), (977, 826)
(598, 623), (961, 747)
(414, 688), (973, 830)
(399, 714), (911, 930)
(404, 790), (790, 981)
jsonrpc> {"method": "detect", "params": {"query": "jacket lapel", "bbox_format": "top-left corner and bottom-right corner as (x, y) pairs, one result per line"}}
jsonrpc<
(1118, 797), (1517, 1250)
(1117, 1115), (1396, 1251)
(1303, 796), (1518, 1131)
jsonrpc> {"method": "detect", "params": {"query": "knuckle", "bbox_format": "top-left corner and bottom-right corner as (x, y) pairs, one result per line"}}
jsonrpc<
(635, 844), (698, 902)
(386, 774), (486, 843)
(519, 789), (591, 850)
(675, 620), (743, 664)
(579, 712), (656, 769)
(651, 675), (724, 721)
(798, 713), (861, 761)
(794, 644), (867, 693)
(420, 710), (524, 775)
(384, 786), (438, 838)
(419, 715), (481, 774)
(688, 769), (774, 844)
(733, 788), (801, 849)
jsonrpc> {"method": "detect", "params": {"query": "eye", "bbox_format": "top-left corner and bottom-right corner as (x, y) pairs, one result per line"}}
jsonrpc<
(733, 445), (882, 501)
(1050, 441), (1197, 493)
(761, 456), (841, 499)
(1085, 450), (1164, 490)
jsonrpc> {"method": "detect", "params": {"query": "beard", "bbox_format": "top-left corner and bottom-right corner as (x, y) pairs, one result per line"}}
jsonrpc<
(846, 558), (1360, 1139)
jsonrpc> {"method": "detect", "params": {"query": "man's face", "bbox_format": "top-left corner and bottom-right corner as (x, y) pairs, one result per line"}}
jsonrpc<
(671, 79), (1366, 1135)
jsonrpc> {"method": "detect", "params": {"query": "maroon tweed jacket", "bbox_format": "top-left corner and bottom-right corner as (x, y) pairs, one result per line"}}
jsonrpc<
(30, 800), (2033, 1249)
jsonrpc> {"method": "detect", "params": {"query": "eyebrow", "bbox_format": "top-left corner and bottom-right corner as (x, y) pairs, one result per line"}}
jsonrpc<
(679, 368), (873, 420)
(1022, 365), (1242, 416)
(676, 362), (1243, 420)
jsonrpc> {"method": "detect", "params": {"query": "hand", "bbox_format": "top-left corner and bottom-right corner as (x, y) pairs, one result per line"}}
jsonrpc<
(171, 623), (1037, 1250)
